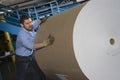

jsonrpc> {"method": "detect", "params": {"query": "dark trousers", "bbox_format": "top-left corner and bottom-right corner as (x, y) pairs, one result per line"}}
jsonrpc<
(14, 54), (48, 80)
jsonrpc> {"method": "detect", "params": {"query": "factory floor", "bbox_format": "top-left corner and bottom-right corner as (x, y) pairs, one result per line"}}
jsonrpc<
(0, 57), (51, 80)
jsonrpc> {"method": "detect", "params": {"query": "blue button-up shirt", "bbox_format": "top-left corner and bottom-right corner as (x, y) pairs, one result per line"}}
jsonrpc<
(15, 20), (39, 56)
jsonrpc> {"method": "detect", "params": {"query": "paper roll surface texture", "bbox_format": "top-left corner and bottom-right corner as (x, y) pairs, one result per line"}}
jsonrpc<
(35, 0), (120, 80)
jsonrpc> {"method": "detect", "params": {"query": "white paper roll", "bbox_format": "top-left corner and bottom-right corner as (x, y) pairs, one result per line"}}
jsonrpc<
(73, 0), (120, 80)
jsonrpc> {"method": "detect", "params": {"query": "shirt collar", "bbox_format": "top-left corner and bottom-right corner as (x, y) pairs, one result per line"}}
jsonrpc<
(21, 27), (33, 33)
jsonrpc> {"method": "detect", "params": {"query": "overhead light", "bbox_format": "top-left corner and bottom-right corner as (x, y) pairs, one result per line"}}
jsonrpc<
(0, 11), (4, 14)
(7, 9), (12, 12)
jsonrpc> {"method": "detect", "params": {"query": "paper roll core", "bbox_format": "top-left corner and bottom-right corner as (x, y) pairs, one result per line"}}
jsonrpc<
(109, 38), (115, 45)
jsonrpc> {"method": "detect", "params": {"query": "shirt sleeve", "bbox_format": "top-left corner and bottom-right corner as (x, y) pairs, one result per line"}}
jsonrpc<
(32, 20), (40, 31)
(20, 33), (34, 50)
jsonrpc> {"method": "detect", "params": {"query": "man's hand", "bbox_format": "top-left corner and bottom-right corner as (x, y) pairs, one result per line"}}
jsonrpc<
(40, 17), (48, 25)
(43, 34), (55, 46)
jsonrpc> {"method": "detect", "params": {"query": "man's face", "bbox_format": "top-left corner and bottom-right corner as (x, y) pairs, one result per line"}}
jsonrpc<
(21, 18), (33, 31)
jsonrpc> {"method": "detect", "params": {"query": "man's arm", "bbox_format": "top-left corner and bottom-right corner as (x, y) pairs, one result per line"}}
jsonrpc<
(34, 34), (55, 49)
(33, 17), (48, 31)
(21, 35), (46, 50)
(33, 42), (45, 49)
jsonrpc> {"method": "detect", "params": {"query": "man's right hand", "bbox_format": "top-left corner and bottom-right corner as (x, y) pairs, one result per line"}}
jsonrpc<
(43, 34), (55, 46)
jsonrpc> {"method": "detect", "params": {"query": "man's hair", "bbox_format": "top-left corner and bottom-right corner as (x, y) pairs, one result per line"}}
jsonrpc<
(20, 14), (30, 24)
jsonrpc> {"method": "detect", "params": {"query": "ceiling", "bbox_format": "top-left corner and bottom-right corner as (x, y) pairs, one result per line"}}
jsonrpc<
(0, 0), (54, 15)
(0, 0), (78, 15)
(0, 0), (53, 9)
(0, 0), (78, 9)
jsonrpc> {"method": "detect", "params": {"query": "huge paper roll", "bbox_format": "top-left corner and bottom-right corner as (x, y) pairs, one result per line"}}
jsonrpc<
(35, 0), (120, 80)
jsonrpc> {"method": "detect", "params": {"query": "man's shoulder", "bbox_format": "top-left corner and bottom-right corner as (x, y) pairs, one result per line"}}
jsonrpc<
(18, 28), (27, 36)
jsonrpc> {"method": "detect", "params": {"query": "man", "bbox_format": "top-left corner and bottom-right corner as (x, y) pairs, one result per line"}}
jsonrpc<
(15, 14), (54, 80)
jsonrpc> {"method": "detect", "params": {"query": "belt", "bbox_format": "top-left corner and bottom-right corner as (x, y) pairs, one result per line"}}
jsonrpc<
(15, 54), (34, 62)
